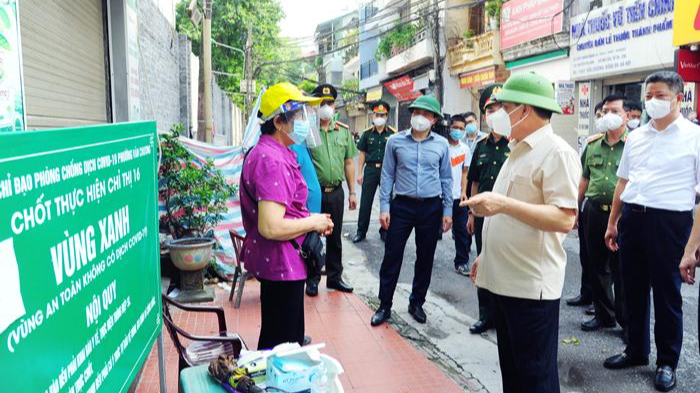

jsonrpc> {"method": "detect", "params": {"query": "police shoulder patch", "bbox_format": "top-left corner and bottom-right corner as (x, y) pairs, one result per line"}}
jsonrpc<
(387, 125), (397, 133)
(586, 132), (604, 143)
(476, 134), (488, 143)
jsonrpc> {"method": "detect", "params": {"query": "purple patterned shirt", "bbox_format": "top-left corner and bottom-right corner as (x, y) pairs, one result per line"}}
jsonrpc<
(240, 135), (309, 281)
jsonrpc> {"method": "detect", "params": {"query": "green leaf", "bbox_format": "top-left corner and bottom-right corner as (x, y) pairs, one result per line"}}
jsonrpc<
(0, 34), (10, 51)
(0, 7), (11, 30)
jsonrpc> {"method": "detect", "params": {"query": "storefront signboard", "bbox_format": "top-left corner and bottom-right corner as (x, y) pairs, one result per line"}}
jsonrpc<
(501, 0), (564, 50)
(0, 122), (161, 393)
(682, 82), (697, 118)
(672, 0), (700, 47)
(0, 0), (25, 132)
(570, 0), (675, 80)
(677, 49), (700, 83)
(459, 67), (496, 89)
(127, 0), (141, 121)
(577, 82), (591, 136)
(384, 76), (422, 102)
(556, 81), (576, 115)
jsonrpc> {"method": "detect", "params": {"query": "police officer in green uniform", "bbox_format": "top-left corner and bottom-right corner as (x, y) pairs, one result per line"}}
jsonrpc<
(579, 94), (629, 334)
(353, 101), (396, 243)
(466, 84), (510, 334)
(307, 84), (358, 296)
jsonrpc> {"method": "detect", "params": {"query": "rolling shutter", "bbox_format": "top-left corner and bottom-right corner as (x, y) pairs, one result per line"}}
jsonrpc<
(20, 0), (108, 129)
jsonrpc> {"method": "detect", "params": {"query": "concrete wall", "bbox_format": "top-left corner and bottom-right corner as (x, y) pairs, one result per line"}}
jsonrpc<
(138, 0), (181, 131)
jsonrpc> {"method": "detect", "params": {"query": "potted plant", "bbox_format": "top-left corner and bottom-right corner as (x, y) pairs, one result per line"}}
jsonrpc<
(159, 124), (236, 302)
(486, 0), (502, 31)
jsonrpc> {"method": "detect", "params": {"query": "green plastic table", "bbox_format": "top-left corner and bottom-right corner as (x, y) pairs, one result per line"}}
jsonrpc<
(179, 364), (228, 393)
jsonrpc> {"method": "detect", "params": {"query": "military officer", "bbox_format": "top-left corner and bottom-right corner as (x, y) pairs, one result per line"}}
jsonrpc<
(307, 84), (358, 297)
(466, 84), (510, 334)
(579, 94), (629, 335)
(353, 101), (396, 243)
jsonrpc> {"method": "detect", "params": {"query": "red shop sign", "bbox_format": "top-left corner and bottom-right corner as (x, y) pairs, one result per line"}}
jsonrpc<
(677, 49), (700, 83)
(384, 76), (423, 102)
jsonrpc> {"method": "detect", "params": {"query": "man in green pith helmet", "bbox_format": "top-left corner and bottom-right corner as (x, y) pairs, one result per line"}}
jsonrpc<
(462, 72), (581, 392)
(353, 100), (396, 244)
(371, 95), (453, 327)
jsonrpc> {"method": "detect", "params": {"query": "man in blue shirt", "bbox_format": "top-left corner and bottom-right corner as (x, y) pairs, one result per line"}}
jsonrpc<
(371, 95), (453, 326)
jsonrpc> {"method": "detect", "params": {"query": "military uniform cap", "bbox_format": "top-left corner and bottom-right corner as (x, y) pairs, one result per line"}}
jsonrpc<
(370, 100), (390, 114)
(479, 83), (504, 114)
(312, 84), (338, 100)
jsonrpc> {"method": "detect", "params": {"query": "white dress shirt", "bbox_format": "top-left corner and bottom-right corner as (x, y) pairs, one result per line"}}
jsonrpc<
(617, 116), (700, 211)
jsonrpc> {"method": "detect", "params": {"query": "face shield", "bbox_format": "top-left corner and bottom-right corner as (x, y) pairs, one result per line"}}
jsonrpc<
(265, 101), (322, 147)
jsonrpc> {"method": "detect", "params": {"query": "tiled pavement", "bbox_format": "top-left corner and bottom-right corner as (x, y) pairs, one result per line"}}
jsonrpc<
(134, 281), (464, 393)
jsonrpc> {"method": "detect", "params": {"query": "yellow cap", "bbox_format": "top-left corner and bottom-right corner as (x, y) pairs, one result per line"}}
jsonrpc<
(260, 83), (322, 119)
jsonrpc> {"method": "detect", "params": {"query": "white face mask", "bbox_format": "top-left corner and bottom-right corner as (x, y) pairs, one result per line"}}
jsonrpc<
(489, 105), (525, 138)
(627, 119), (641, 130)
(594, 117), (605, 132)
(319, 105), (335, 121)
(645, 98), (673, 120)
(410, 115), (432, 132)
(373, 116), (386, 127)
(485, 115), (494, 130)
(602, 113), (624, 131)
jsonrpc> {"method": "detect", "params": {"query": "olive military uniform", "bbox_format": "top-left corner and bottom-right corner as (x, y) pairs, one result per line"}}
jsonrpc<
(356, 125), (396, 237)
(467, 132), (510, 324)
(581, 131), (628, 329)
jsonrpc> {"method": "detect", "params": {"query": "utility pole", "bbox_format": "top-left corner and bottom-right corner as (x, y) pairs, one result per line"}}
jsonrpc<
(432, 0), (442, 106)
(202, 0), (214, 143)
(244, 25), (254, 124)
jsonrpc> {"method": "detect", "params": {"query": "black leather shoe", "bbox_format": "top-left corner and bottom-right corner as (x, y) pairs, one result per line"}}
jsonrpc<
(603, 353), (649, 370)
(371, 308), (391, 326)
(303, 335), (312, 346)
(654, 365), (676, 392)
(327, 280), (353, 293)
(581, 318), (616, 332)
(408, 304), (427, 324)
(305, 283), (318, 297)
(469, 319), (493, 334)
(352, 233), (366, 243)
(585, 306), (596, 316)
(566, 295), (592, 306)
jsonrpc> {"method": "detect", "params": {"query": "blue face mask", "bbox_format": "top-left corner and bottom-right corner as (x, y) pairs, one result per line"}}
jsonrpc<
(449, 129), (465, 141)
(466, 123), (478, 135)
(290, 120), (311, 145)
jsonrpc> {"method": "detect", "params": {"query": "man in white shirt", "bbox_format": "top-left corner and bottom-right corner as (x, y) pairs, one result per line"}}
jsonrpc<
(604, 71), (700, 392)
(446, 114), (472, 275)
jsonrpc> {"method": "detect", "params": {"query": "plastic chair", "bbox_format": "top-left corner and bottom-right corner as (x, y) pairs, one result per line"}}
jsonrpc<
(228, 230), (252, 308)
(161, 294), (246, 374)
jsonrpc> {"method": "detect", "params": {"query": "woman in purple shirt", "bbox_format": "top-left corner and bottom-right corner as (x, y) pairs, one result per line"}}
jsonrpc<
(241, 83), (334, 350)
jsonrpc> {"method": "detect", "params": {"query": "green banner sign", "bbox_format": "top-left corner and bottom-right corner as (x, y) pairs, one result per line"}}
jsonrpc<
(0, 122), (161, 393)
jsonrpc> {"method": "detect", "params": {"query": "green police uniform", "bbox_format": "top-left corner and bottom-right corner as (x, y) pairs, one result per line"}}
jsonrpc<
(355, 124), (396, 237)
(467, 133), (510, 195)
(310, 119), (358, 188)
(581, 132), (627, 205)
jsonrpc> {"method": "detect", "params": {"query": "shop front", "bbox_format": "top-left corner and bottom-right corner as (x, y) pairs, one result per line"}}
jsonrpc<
(570, 0), (676, 138)
(383, 66), (434, 130)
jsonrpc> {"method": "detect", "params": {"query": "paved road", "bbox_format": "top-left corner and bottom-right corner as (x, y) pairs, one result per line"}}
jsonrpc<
(339, 184), (700, 392)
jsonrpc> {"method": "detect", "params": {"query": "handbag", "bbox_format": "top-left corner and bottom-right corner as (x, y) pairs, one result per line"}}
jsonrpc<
(241, 150), (326, 276)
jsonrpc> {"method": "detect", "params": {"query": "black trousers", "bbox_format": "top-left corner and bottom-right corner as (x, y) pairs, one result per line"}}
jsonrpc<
(619, 204), (692, 368)
(258, 279), (305, 350)
(493, 294), (561, 393)
(378, 196), (442, 309)
(356, 165), (386, 238)
(452, 200), (471, 267)
(584, 203), (626, 326)
(308, 187), (344, 285)
(578, 205), (593, 301)
(474, 216), (493, 322)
